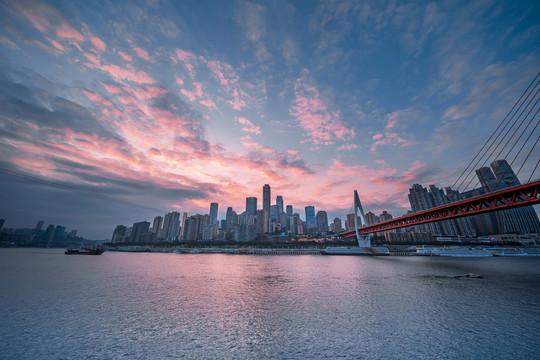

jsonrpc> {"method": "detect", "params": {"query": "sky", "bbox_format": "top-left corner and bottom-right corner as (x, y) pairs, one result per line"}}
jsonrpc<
(0, 0), (539, 239)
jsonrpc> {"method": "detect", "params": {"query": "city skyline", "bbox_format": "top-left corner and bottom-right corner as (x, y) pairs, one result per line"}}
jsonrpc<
(0, 0), (539, 238)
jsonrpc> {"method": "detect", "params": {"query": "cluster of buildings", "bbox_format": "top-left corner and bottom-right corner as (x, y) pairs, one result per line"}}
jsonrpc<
(0, 219), (80, 246)
(111, 184), (343, 243)
(105, 160), (538, 245)
(384, 159), (540, 243)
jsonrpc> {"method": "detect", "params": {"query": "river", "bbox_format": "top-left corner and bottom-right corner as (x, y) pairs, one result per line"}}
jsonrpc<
(0, 249), (539, 359)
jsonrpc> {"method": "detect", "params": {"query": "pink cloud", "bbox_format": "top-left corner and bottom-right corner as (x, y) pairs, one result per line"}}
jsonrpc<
(290, 71), (354, 146)
(91, 37), (106, 52)
(118, 51), (132, 62)
(373, 133), (383, 140)
(175, 49), (197, 79)
(49, 39), (64, 51)
(83, 52), (100, 66)
(175, 76), (184, 86)
(98, 64), (154, 84)
(180, 89), (197, 102)
(56, 23), (84, 42)
(199, 99), (217, 109)
(143, 86), (168, 99)
(337, 143), (359, 151)
(443, 105), (463, 120)
(101, 82), (123, 94)
(81, 90), (113, 107)
(236, 117), (261, 135)
(134, 47), (154, 62)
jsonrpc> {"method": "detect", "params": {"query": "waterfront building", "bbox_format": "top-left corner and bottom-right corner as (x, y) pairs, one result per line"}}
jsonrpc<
(305, 206), (315, 230)
(152, 216), (163, 237)
(316, 211), (328, 233)
(179, 212), (188, 238)
(183, 215), (200, 241)
(111, 225), (127, 243)
(34, 220), (44, 232)
(333, 218), (342, 233)
(131, 221), (150, 243)
(162, 211), (180, 241)
(234, 224), (257, 242)
(473, 160), (540, 234)
(263, 184), (271, 212)
(246, 197), (257, 216)
(346, 213), (356, 230)
(365, 212), (379, 225)
(209, 203), (218, 225)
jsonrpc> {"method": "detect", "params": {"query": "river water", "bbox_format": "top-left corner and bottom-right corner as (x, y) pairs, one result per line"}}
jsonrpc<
(0, 249), (539, 359)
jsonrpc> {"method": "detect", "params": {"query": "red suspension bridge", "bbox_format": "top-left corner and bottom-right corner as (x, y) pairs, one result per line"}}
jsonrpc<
(341, 72), (540, 239)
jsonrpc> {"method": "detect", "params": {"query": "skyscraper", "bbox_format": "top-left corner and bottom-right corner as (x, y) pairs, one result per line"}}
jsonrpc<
(111, 225), (127, 243)
(131, 221), (150, 243)
(209, 203), (218, 224)
(163, 211), (180, 241)
(305, 206), (315, 229)
(491, 159), (520, 187)
(35, 220), (44, 232)
(179, 212), (188, 238)
(474, 160), (540, 234)
(246, 197), (257, 216)
(316, 211), (328, 233)
(276, 195), (283, 215)
(333, 218), (342, 233)
(263, 184), (271, 212)
(152, 216), (163, 237)
(286, 205), (293, 216)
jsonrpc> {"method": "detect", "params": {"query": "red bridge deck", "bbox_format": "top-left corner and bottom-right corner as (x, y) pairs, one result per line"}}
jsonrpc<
(340, 180), (540, 238)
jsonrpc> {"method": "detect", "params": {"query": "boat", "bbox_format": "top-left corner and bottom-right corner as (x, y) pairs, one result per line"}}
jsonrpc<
(321, 246), (390, 256)
(490, 248), (540, 257)
(416, 246), (492, 257)
(65, 246), (104, 255)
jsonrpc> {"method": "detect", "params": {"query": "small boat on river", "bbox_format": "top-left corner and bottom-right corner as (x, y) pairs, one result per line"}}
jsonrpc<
(65, 246), (104, 255)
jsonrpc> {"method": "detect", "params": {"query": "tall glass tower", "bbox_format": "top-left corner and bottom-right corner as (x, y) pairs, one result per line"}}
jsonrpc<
(263, 184), (271, 212)
(276, 195), (283, 215)
(246, 197), (257, 216)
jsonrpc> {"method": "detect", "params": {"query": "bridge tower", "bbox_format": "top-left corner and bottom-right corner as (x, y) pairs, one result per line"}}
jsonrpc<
(353, 190), (371, 247)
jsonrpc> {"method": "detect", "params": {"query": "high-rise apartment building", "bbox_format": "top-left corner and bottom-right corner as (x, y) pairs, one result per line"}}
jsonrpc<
(131, 221), (150, 243)
(152, 216), (163, 237)
(474, 160), (540, 234)
(162, 211), (180, 241)
(408, 184), (477, 237)
(316, 211), (328, 233)
(179, 212), (188, 238)
(333, 218), (342, 233)
(35, 220), (44, 232)
(346, 213), (356, 230)
(111, 225), (127, 243)
(365, 212), (379, 225)
(246, 197), (257, 216)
